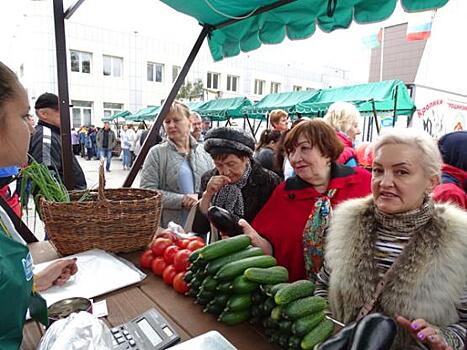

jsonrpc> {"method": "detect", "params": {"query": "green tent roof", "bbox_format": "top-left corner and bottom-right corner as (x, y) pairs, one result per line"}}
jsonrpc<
(186, 100), (207, 111)
(244, 90), (317, 119)
(194, 97), (252, 121)
(101, 110), (131, 122)
(160, 0), (449, 61)
(126, 106), (161, 122)
(295, 80), (415, 117)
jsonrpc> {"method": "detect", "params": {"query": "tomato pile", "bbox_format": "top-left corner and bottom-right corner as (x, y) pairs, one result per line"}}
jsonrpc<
(139, 234), (205, 294)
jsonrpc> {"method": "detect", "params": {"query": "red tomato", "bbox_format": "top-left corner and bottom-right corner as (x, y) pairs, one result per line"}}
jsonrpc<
(173, 249), (191, 272)
(156, 230), (177, 242)
(176, 239), (190, 249)
(151, 257), (167, 276)
(173, 272), (189, 294)
(187, 236), (204, 243)
(163, 245), (180, 265)
(151, 238), (173, 257)
(139, 250), (154, 269)
(187, 240), (205, 251)
(162, 265), (177, 286)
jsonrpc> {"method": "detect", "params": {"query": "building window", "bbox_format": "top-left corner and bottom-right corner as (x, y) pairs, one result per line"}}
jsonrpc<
(70, 50), (92, 74)
(306, 87), (314, 91)
(293, 85), (302, 92)
(226, 75), (239, 92)
(254, 79), (265, 95)
(207, 72), (220, 90)
(71, 100), (93, 128)
(103, 102), (123, 119)
(147, 62), (164, 82)
(103, 55), (123, 77)
(270, 82), (280, 94)
(172, 66), (181, 83)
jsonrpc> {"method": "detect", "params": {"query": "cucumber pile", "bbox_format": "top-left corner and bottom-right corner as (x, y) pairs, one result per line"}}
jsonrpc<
(184, 235), (335, 348)
(185, 235), (279, 326)
(249, 279), (334, 349)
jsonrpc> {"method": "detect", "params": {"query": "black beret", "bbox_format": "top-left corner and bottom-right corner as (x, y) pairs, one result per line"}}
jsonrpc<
(204, 127), (255, 157)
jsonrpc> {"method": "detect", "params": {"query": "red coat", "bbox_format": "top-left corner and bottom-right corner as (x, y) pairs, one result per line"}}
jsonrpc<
(433, 164), (467, 209)
(252, 164), (371, 282)
(336, 131), (358, 166)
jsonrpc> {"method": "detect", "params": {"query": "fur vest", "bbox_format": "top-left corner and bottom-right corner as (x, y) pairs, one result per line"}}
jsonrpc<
(326, 196), (467, 349)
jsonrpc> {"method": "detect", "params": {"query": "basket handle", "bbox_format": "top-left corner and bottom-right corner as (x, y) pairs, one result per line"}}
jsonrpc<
(98, 160), (107, 201)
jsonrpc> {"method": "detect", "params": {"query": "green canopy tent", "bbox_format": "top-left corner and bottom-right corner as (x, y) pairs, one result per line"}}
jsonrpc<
(295, 80), (416, 141)
(125, 106), (161, 123)
(101, 110), (132, 122)
(186, 100), (207, 111)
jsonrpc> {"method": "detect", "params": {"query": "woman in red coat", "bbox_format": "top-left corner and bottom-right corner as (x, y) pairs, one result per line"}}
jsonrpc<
(240, 120), (371, 282)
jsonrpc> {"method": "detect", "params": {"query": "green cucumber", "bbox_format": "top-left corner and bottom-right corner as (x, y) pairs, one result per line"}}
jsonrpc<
(252, 290), (266, 304)
(188, 277), (202, 291)
(183, 270), (194, 283)
(279, 334), (290, 348)
(262, 316), (279, 329)
(225, 293), (252, 312)
(216, 281), (232, 293)
(218, 310), (250, 326)
(288, 335), (302, 349)
(270, 282), (290, 296)
(205, 246), (263, 274)
(261, 284), (275, 296)
(199, 235), (251, 261)
(291, 310), (325, 336)
(230, 275), (259, 294)
(244, 266), (289, 284)
(275, 280), (315, 305)
(283, 296), (327, 320)
(300, 319), (334, 350)
(212, 294), (230, 308)
(271, 305), (283, 321)
(203, 302), (224, 315)
(279, 319), (293, 333)
(200, 275), (218, 291)
(189, 250), (200, 263)
(196, 289), (216, 300)
(261, 297), (277, 315)
(215, 255), (277, 281)
(195, 295), (211, 306)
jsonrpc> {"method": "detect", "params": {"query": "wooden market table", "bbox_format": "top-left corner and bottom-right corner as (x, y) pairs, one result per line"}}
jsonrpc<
(21, 241), (277, 350)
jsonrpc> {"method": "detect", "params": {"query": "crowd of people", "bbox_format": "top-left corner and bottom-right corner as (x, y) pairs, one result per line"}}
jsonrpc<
(1, 58), (466, 349)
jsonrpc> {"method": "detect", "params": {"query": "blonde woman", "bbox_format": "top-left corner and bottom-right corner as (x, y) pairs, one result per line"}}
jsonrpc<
(324, 101), (361, 166)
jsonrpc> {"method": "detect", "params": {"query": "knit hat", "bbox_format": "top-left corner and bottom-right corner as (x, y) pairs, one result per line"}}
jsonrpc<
(204, 127), (255, 157)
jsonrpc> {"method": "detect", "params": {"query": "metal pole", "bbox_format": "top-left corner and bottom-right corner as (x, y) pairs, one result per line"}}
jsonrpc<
(392, 85), (399, 127)
(53, 0), (75, 190)
(64, 0), (86, 19)
(371, 99), (380, 135)
(123, 25), (211, 187)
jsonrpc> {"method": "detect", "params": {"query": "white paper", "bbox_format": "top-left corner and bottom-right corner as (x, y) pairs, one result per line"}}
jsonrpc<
(92, 300), (109, 318)
(34, 249), (146, 308)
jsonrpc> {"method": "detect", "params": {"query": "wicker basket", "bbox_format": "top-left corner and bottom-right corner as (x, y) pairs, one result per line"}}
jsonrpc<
(40, 163), (161, 256)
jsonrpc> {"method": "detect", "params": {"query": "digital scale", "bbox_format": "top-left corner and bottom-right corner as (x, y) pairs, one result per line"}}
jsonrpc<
(110, 308), (180, 350)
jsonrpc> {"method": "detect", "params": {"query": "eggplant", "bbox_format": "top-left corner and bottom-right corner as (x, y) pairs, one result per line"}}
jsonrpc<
(207, 206), (243, 236)
(349, 313), (397, 350)
(318, 321), (358, 350)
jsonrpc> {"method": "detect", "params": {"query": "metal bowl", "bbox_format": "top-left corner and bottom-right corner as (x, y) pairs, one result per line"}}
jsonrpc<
(48, 297), (92, 323)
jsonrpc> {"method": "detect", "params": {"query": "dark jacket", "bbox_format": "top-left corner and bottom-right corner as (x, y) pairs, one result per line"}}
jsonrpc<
(191, 159), (281, 235)
(96, 128), (116, 150)
(29, 121), (87, 190)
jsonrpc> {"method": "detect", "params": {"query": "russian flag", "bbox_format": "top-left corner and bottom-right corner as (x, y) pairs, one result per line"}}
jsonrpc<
(362, 29), (382, 49)
(406, 11), (435, 41)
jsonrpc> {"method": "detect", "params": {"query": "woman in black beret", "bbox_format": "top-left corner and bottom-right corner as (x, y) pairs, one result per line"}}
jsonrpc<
(191, 127), (281, 237)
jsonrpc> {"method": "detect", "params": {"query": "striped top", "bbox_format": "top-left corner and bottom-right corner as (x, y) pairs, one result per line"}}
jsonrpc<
(315, 230), (467, 350)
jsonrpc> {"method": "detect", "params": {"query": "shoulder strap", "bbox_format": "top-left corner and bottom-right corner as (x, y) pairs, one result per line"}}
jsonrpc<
(0, 196), (38, 243)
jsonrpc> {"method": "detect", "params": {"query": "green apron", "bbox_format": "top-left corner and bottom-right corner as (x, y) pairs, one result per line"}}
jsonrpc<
(0, 223), (34, 349)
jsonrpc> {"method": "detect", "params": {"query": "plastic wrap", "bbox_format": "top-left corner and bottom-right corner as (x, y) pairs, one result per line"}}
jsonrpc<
(37, 311), (113, 350)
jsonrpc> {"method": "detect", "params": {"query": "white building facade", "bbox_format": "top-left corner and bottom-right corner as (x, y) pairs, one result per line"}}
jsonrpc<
(14, 0), (354, 128)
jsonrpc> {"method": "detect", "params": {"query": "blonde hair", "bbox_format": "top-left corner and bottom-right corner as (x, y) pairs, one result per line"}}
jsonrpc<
(373, 128), (442, 179)
(324, 101), (360, 134)
(269, 109), (288, 127)
(169, 100), (191, 119)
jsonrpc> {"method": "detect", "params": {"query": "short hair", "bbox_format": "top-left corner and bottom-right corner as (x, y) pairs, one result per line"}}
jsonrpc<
(190, 111), (202, 121)
(168, 100), (190, 120)
(269, 109), (288, 127)
(324, 101), (360, 134)
(256, 129), (282, 151)
(373, 128), (441, 179)
(284, 119), (344, 162)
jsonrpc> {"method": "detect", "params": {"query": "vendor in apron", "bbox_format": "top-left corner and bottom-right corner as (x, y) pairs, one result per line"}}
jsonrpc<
(0, 61), (78, 349)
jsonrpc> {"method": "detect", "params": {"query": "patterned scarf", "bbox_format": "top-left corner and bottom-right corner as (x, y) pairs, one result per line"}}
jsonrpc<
(303, 188), (337, 280)
(213, 161), (252, 220)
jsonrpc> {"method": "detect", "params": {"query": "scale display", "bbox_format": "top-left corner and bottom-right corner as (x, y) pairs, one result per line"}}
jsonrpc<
(111, 308), (180, 350)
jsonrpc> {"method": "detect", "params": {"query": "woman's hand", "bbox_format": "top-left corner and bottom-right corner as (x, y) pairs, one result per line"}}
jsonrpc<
(35, 258), (78, 292)
(238, 219), (273, 255)
(396, 315), (453, 350)
(205, 175), (231, 197)
(182, 194), (198, 208)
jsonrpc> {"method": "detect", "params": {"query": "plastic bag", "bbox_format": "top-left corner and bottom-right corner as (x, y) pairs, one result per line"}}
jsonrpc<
(37, 311), (113, 350)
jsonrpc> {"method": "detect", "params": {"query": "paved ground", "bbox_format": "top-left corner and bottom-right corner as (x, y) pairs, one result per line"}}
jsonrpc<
(22, 155), (142, 240)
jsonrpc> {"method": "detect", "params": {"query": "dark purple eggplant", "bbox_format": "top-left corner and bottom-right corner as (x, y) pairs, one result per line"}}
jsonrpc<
(318, 321), (358, 350)
(349, 313), (397, 350)
(207, 206), (243, 236)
